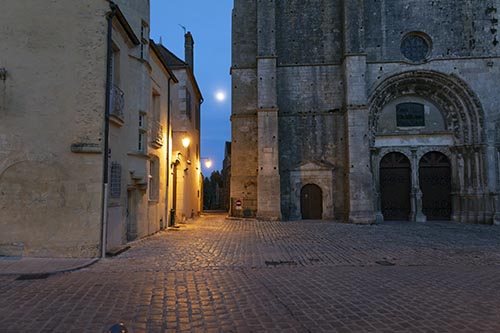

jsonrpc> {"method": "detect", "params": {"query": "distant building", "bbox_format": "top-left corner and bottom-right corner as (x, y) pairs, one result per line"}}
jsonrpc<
(231, 1), (500, 224)
(157, 35), (204, 224)
(0, 1), (203, 257)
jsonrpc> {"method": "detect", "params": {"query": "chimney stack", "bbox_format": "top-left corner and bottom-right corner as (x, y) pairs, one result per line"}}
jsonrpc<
(185, 32), (194, 72)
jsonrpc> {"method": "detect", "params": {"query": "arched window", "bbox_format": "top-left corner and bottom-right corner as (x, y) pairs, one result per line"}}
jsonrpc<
(396, 102), (425, 127)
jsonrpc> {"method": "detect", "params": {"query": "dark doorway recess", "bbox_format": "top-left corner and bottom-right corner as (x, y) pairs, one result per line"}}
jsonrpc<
(380, 152), (411, 220)
(419, 152), (452, 220)
(301, 184), (323, 220)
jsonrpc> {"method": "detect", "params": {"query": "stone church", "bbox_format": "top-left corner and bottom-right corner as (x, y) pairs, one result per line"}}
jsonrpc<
(230, 0), (500, 224)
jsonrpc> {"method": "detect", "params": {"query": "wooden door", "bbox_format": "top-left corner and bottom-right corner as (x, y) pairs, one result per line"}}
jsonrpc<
(380, 153), (411, 221)
(301, 184), (323, 220)
(419, 152), (451, 220)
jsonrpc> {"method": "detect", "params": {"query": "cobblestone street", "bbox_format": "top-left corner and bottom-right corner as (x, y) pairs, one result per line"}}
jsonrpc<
(1, 213), (500, 332)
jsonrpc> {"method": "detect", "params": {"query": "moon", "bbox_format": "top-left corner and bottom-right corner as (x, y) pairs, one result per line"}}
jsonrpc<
(215, 91), (226, 102)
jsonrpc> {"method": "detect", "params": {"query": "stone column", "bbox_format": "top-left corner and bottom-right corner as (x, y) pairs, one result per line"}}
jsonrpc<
(410, 148), (426, 223)
(495, 146), (500, 225)
(371, 148), (384, 223)
(342, 55), (375, 224)
(474, 146), (487, 223)
(450, 148), (461, 222)
(256, 0), (281, 220)
(342, 0), (374, 224)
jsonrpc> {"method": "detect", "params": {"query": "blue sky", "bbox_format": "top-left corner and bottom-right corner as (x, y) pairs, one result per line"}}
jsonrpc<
(150, 1), (233, 174)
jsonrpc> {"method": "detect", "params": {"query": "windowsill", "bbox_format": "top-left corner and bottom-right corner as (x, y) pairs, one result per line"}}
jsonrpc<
(396, 126), (426, 130)
(71, 143), (102, 154)
(376, 130), (453, 137)
(128, 151), (150, 159)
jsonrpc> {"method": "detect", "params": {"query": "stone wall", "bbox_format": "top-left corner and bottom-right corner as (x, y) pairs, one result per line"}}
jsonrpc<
(364, 0), (500, 62)
(275, 0), (343, 65)
(0, 0), (109, 257)
(231, 0), (500, 223)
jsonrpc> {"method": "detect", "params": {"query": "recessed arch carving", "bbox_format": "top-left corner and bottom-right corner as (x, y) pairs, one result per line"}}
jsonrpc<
(369, 70), (485, 146)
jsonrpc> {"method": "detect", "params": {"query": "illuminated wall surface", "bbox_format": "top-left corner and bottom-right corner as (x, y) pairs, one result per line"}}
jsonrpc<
(0, 0), (203, 257)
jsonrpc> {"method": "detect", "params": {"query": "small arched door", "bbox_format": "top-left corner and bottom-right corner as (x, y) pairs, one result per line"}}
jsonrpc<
(301, 184), (323, 220)
(380, 152), (411, 220)
(419, 152), (452, 220)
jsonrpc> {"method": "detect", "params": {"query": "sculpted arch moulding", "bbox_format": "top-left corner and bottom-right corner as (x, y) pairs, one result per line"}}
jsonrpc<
(368, 70), (484, 147)
(367, 70), (496, 224)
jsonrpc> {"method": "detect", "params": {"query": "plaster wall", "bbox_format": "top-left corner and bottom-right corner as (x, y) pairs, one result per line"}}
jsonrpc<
(0, 0), (109, 257)
(170, 69), (202, 222)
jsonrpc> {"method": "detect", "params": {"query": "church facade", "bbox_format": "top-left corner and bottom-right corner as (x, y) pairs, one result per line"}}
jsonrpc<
(230, 0), (500, 224)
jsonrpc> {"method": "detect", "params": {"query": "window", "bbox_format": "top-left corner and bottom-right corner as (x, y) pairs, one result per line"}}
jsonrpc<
(396, 103), (425, 127)
(151, 91), (163, 148)
(186, 89), (192, 120)
(148, 158), (159, 201)
(140, 21), (149, 60)
(152, 91), (160, 122)
(401, 33), (431, 63)
(109, 45), (125, 121)
(138, 112), (147, 152)
(111, 44), (120, 86)
(110, 162), (122, 198)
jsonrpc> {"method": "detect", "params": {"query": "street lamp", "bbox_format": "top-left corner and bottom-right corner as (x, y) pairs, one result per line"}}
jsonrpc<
(182, 137), (191, 148)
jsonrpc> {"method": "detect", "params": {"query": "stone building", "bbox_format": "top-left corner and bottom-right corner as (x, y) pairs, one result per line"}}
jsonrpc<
(221, 141), (232, 212)
(105, 4), (178, 252)
(0, 1), (203, 257)
(157, 36), (204, 224)
(230, 0), (500, 224)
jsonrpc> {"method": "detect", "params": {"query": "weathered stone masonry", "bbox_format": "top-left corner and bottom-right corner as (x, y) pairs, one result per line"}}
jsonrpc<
(231, 0), (500, 224)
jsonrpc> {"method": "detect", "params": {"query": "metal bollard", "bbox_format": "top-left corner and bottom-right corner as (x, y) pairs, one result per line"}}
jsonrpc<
(170, 208), (176, 227)
(108, 323), (127, 333)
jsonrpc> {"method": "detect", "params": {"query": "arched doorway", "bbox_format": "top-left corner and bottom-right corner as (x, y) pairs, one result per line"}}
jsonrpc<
(419, 152), (451, 220)
(368, 70), (489, 223)
(380, 153), (411, 220)
(301, 184), (322, 220)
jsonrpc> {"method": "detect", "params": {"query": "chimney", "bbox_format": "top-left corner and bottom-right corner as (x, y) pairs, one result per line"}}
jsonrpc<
(185, 31), (194, 72)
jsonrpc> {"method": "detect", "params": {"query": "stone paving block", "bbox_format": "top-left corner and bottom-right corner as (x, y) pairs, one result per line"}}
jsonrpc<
(0, 214), (500, 332)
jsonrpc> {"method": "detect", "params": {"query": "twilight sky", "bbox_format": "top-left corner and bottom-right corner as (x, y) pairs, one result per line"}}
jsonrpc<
(150, 1), (233, 174)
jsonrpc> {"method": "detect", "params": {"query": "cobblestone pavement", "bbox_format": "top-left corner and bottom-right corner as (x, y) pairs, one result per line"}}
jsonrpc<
(1, 213), (499, 332)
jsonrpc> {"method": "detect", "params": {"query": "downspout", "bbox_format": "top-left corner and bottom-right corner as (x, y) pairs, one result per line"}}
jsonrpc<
(199, 97), (204, 216)
(101, 2), (117, 258)
(166, 77), (172, 227)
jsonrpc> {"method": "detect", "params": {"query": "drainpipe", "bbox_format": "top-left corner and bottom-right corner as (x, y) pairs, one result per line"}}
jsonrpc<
(101, 2), (117, 258)
(166, 77), (172, 227)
